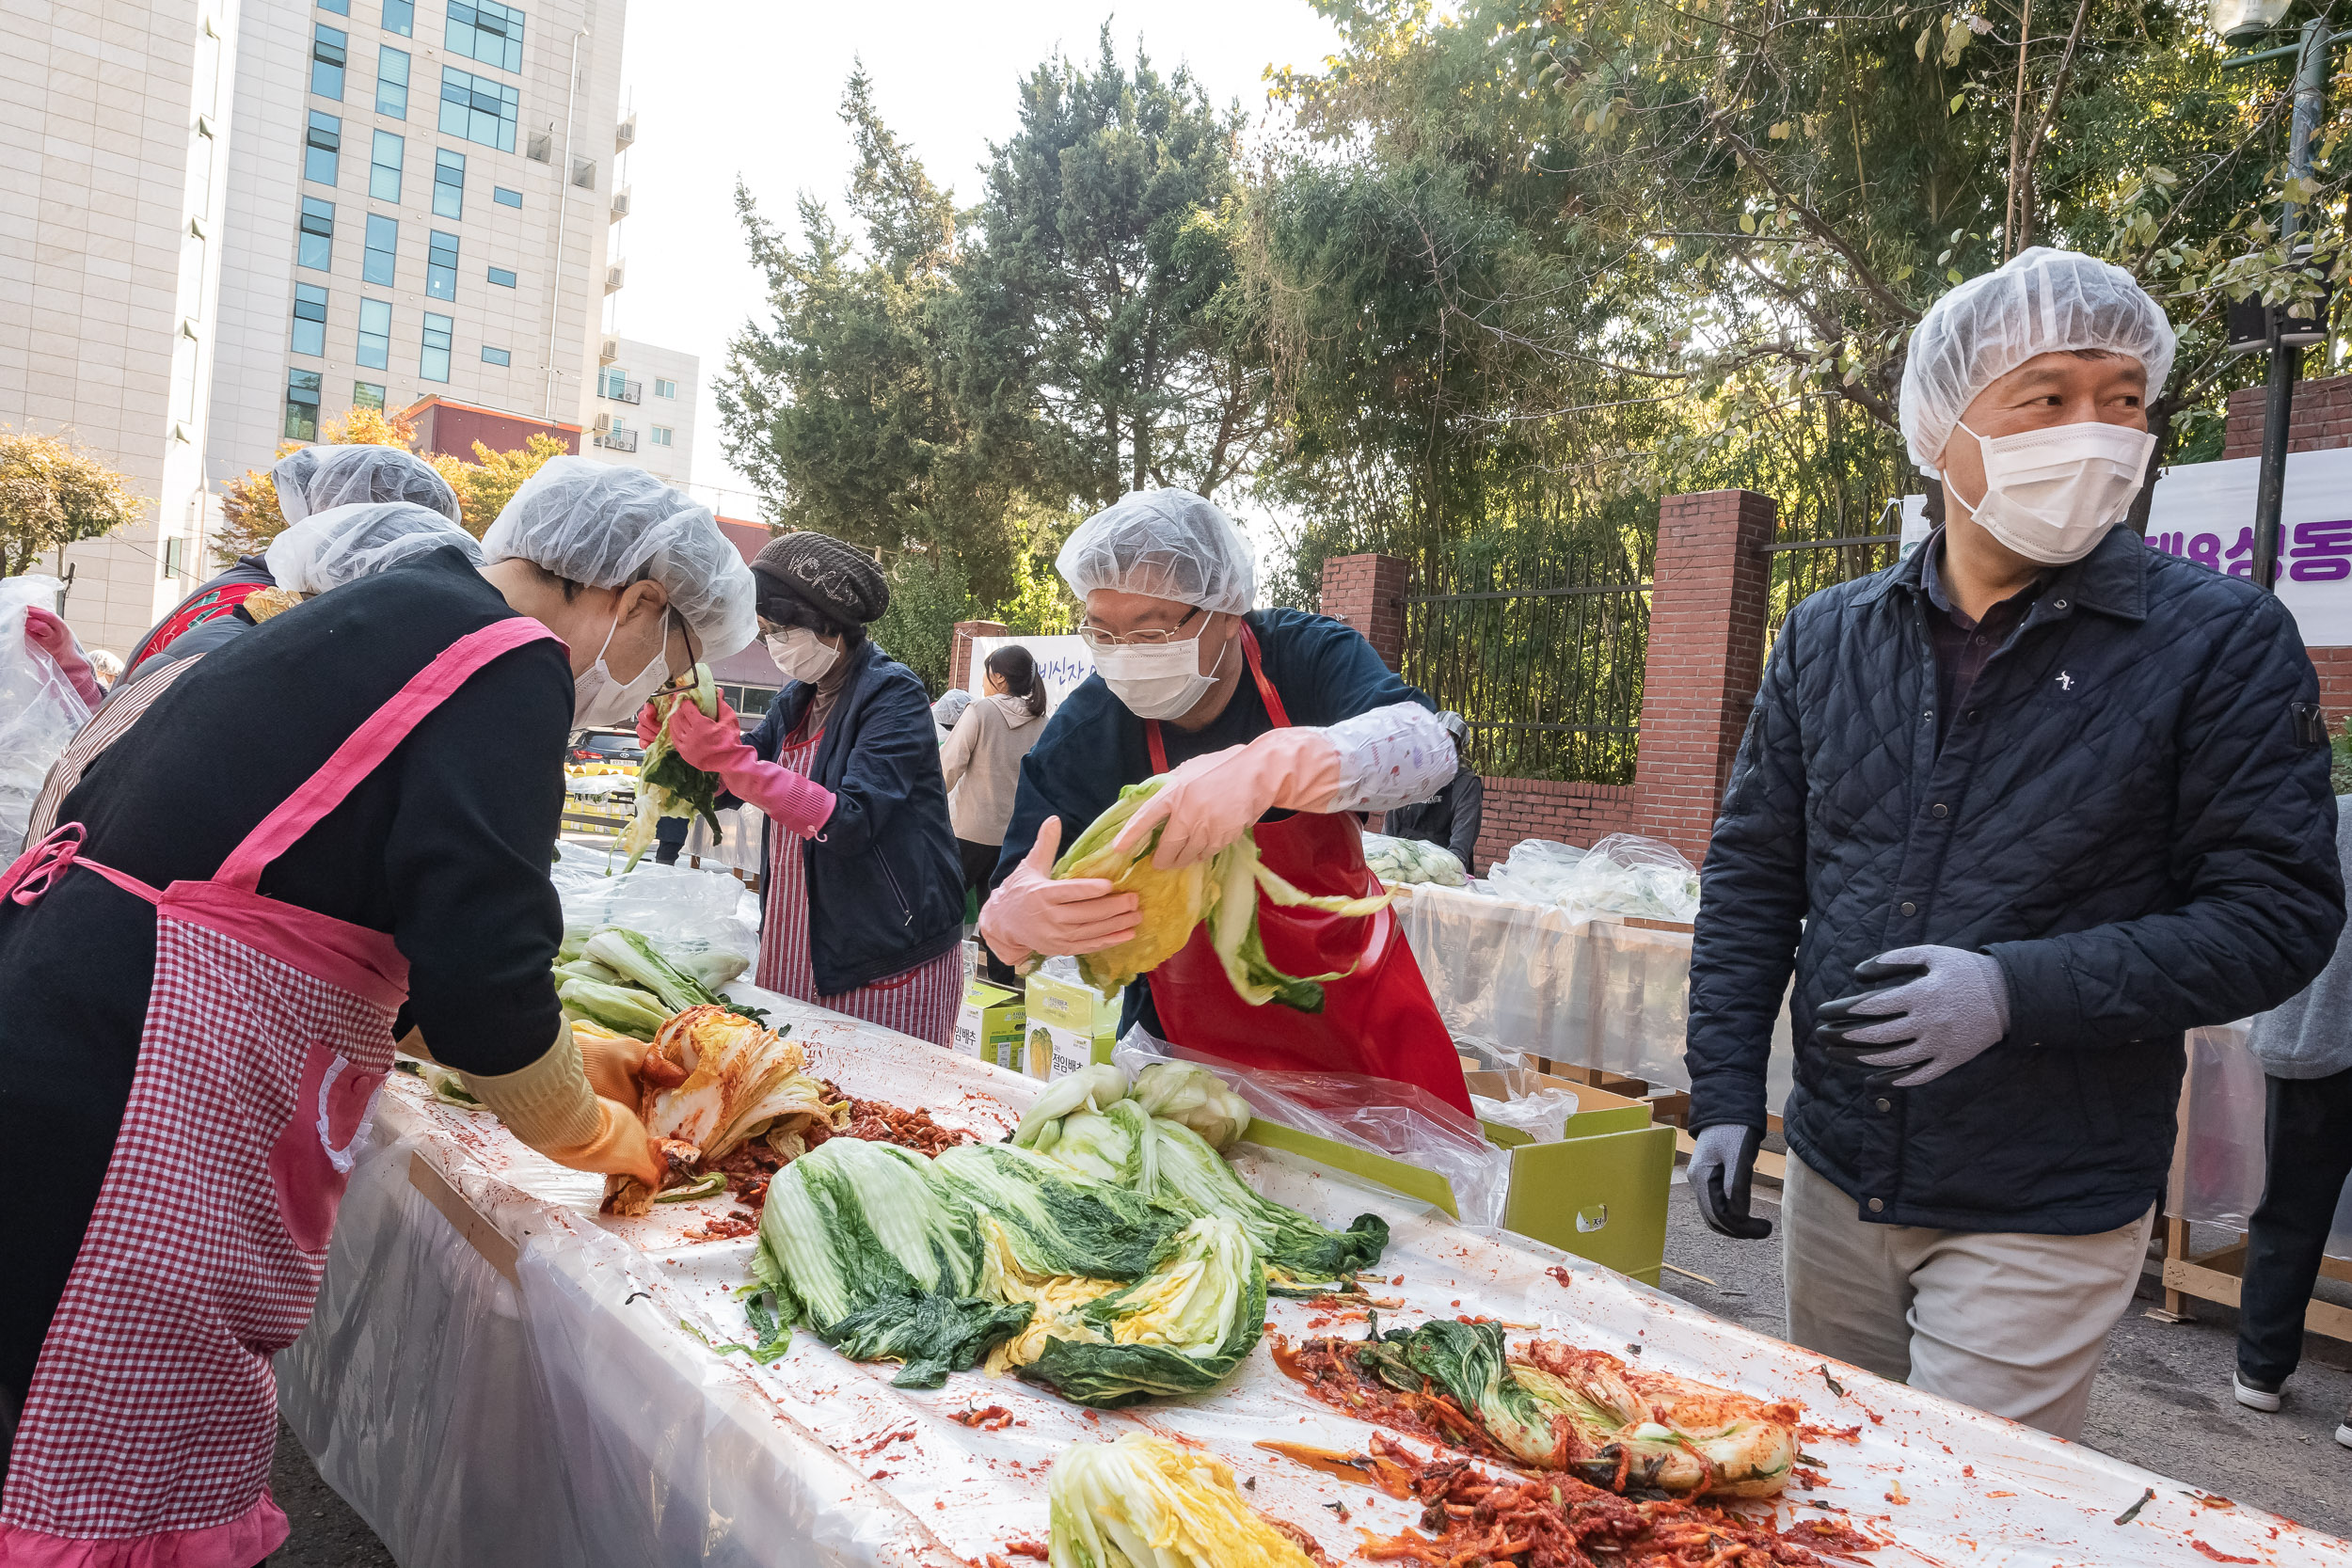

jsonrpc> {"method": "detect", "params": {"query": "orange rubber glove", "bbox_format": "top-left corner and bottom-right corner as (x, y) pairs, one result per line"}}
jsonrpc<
(459, 1025), (664, 1189)
(1110, 727), (1343, 870)
(977, 816), (1140, 969)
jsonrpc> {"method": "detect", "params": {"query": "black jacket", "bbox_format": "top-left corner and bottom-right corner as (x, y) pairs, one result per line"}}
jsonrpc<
(1687, 527), (2344, 1234)
(1387, 767), (1484, 867)
(751, 639), (964, 995)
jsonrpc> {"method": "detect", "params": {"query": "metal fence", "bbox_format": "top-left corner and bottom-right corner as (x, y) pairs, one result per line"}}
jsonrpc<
(1765, 502), (1901, 648)
(1404, 532), (1652, 785)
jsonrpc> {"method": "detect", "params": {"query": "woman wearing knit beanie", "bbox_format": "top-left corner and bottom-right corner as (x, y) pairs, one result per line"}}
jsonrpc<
(656, 531), (966, 1045)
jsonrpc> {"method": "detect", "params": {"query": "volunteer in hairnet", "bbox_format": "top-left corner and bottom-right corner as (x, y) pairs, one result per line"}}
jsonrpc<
(0, 458), (755, 1557)
(25, 500), (485, 843)
(123, 443), (464, 679)
(1683, 246), (2343, 1439)
(976, 488), (1476, 1113)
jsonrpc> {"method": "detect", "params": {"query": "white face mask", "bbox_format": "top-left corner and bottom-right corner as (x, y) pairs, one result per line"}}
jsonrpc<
(1952, 419), (2156, 565)
(573, 606), (671, 728)
(765, 626), (840, 684)
(1092, 626), (1228, 720)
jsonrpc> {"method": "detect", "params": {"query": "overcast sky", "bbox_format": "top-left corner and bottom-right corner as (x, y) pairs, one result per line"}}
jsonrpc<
(611, 1), (1345, 519)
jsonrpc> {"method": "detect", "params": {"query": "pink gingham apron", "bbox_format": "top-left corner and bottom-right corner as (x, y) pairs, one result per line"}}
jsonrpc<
(0, 619), (557, 1568)
(756, 721), (961, 1048)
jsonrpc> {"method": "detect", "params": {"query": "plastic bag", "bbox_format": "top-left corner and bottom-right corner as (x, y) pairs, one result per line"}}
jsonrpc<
(1557, 833), (1699, 922)
(1114, 1031), (1512, 1233)
(0, 578), (92, 861)
(1481, 838), (1589, 906)
(549, 843), (759, 959)
(1362, 831), (1468, 888)
(1470, 1087), (1580, 1144)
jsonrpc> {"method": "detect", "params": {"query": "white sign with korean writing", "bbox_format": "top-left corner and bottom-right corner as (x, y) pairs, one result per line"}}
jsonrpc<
(2142, 448), (2352, 646)
(967, 635), (1096, 712)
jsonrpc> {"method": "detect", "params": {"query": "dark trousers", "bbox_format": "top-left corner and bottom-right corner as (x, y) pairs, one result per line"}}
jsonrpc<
(2238, 1064), (2352, 1384)
(653, 814), (690, 867)
(958, 837), (1024, 989)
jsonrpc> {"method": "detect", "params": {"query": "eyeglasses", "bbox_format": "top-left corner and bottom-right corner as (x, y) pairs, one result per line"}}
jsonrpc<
(1077, 607), (1202, 649)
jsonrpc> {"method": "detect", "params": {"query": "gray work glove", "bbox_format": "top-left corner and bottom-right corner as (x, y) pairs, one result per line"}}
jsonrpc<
(1686, 1122), (1771, 1240)
(1815, 944), (2010, 1087)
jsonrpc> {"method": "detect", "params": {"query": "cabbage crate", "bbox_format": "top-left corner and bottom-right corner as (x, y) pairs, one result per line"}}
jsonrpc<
(1239, 1075), (1674, 1286)
(953, 981), (1025, 1072)
(1022, 971), (1119, 1081)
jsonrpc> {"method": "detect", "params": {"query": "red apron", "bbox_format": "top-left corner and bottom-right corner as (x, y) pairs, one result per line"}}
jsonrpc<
(0, 618), (556, 1568)
(1142, 627), (1471, 1116)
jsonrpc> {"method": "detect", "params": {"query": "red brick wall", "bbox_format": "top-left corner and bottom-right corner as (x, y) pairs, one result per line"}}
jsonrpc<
(1629, 490), (1777, 864)
(2314, 645), (2352, 729)
(1470, 779), (1640, 874)
(949, 620), (1008, 692)
(2220, 372), (2352, 461)
(1319, 553), (1410, 670)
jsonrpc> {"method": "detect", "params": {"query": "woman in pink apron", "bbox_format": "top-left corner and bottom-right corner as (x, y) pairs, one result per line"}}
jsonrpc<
(653, 531), (968, 1047)
(976, 488), (1475, 1113)
(0, 460), (757, 1566)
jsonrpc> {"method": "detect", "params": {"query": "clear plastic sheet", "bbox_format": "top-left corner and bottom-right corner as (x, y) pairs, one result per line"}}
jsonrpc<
(280, 986), (2350, 1568)
(549, 845), (760, 956)
(1362, 831), (1469, 887)
(0, 576), (91, 860)
(1392, 883), (1796, 1112)
(1113, 1032), (1514, 1231)
(1479, 836), (1588, 905)
(2175, 1022), (2352, 1259)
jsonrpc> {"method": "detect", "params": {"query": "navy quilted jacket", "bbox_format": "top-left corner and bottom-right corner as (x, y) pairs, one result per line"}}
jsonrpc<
(1687, 526), (2344, 1234)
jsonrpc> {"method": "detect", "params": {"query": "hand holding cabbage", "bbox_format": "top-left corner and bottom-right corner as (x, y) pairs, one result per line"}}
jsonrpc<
(622, 663), (723, 870)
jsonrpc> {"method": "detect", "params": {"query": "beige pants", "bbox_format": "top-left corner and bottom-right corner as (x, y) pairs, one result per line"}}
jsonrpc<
(1782, 1155), (2155, 1439)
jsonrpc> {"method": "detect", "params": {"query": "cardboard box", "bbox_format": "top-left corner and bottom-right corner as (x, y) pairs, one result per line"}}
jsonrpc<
(1238, 1072), (1674, 1286)
(952, 981), (1025, 1071)
(1022, 972), (1118, 1080)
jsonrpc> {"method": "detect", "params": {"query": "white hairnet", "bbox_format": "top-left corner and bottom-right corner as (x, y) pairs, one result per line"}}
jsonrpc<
(1056, 487), (1255, 615)
(480, 457), (758, 661)
(1899, 246), (2176, 476)
(264, 501), (484, 594)
(932, 689), (973, 728)
(272, 445), (462, 526)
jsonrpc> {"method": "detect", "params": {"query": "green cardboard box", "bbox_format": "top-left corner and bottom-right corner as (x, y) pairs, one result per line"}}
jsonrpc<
(952, 981), (1025, 1071)
(1237, 1074), (1673, 1286)
(1023, 972), (1118, 1080)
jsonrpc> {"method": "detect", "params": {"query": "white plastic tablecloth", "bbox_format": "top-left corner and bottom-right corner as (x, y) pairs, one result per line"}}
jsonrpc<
(278, 986), (2346, 1568)
(1391, 882), (1795, 1111)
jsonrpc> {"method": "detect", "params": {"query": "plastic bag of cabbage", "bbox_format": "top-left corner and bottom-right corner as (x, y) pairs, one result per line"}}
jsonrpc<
(1361, 831), (1468, 888)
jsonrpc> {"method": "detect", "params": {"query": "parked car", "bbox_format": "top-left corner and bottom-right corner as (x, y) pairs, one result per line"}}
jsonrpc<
(570, 730), (643, 766)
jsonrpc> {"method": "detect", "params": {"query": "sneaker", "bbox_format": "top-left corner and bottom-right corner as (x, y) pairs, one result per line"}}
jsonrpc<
(2232, 1370), (2283, 1412)
(2336, 1412), (2350, 1449)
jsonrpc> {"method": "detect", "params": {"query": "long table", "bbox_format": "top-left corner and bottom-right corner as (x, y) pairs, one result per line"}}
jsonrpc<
(278, 985), (2346, 1567)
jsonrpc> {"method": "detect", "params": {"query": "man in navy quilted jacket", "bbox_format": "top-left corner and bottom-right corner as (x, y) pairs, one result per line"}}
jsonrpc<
(1682, 246), (2344, 1440)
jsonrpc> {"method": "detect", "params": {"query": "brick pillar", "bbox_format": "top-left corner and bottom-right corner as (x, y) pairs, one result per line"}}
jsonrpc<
(1632, 490), (1776, 865)
(1318, 553), (1411, 670)
(949, 620), (1008, 692)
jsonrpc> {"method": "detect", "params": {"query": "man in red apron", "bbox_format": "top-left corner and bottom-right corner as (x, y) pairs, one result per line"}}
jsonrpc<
(977, 488), (1473, 1114)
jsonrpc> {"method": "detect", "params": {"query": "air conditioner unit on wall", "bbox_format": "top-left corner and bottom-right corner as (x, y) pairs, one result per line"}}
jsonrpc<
(598, 338), (619, 363)
(593, 412), (611, 433)
(615, 115), (637, 151)
(610, 187), (630, 219)
(604, 263), (625, 293)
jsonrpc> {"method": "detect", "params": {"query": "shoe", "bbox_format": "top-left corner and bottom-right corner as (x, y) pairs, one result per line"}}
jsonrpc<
(2232, 1370), (2283, 1412)
(2336, 1412), (2350, 1449)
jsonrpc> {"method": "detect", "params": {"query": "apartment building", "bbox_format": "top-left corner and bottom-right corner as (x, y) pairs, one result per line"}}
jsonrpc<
(583, 334), (693, 483)
(5, 0), (629, 655)
(2, 0), (239, 654)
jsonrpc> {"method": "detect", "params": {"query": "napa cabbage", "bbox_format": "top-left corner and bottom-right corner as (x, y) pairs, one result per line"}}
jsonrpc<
(1130, 1062), (1249, 1151)
(751, 1136), (1029, 1386)
(1145, 1117), (1388, 1286)
(930, 1142), (1183, 1281)
(1047, 1433), (1316, 1568)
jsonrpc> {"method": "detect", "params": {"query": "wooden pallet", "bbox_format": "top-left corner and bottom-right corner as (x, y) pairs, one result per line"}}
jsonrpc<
(2150, 1217), (2352, 1341)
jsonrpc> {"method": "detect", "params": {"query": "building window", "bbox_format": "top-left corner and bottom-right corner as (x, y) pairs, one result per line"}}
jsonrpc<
(421, 312), (453, 382)
(164, 536), (187, 578)
(376, 45), (409, 117)
(425, 230), (458, 299)
(486, 265), (516, 287)
(304, 111), (342, 185)
(298, 197), (335, 270)
(353, 380), (386, 410)
(285, 368), (324, 440)
(291, 282), (328, 356)
(362, 213), (397, 284)
(319, 0), (350, 13)
(438, 67), (517, 151)
(446, 0), (524, 71)
(481, 345), (511, 366)
(650, 425), (673, 447)
(369, 128), (404, 200)
(654, 377), (677, 399)
(310, 25), (347, 100)
(432, 147), (464, 217)
(357, 297), (391, 369)
(383, 0), (413, 34)
(492, 184), (522, 208)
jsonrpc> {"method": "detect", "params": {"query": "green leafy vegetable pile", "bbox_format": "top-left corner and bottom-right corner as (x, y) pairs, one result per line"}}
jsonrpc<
(550, 923), (755, 1038)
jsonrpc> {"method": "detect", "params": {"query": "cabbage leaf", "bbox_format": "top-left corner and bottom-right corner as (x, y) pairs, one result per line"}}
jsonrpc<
(1009, 1214), (1267, 1408)
(1047, 1433), (1316, 1568)
(1145, 1117), (1388, 1286)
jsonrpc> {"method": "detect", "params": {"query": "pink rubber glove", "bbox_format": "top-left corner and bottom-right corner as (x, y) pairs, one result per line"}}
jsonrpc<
(635, 700), (661, 747)
(1111, 727), (1343, 870)
(978, 816), (1140, 969)
(24, 608), (103, 710)
(665, 695), (836, 839)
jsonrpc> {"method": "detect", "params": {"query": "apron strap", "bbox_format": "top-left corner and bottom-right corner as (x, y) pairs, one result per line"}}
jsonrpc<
(1145, 622), (1283, 774)
(215, 618), (562, 894)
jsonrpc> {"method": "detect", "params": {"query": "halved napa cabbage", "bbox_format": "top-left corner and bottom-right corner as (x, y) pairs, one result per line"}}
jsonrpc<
(1047, 1433), (1315, 1568)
